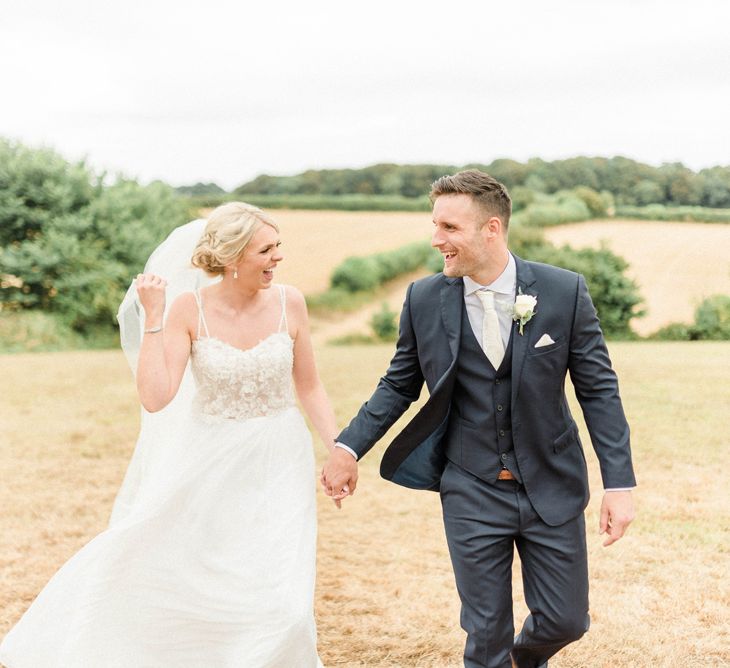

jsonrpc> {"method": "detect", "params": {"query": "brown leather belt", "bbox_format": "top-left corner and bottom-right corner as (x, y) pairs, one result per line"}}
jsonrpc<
(497, 469), (516, 481)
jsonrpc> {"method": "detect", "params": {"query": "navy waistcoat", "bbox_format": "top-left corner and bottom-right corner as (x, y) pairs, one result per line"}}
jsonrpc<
(444, 303), (521, 482)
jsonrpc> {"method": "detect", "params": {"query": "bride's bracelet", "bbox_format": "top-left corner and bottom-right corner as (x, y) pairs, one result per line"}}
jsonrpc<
(144, 326), (163, 334)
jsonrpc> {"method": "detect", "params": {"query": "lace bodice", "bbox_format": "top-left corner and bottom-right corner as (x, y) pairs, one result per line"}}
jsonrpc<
(190, 286), (296, 421)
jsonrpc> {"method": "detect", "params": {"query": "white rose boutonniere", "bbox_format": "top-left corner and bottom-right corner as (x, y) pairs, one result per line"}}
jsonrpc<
(513, 290), (537, 335)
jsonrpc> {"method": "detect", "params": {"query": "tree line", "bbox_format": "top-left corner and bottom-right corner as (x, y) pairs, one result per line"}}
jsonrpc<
(229, 158), (730, 208)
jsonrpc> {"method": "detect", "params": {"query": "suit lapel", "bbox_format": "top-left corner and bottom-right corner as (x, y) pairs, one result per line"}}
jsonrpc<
(440, 276), (464, 362)
(511, 255), (538, 407)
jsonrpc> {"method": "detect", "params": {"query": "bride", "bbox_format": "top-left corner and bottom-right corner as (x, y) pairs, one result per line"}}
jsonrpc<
(0, 202), (339, 667)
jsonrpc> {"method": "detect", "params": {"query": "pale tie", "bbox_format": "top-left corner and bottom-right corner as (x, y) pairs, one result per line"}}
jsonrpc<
(476, 289), (505, 369)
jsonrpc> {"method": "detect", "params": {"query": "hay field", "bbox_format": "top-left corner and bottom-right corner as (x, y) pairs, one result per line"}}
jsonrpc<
(544, 220), (730, 336)
(1, 343), (729, 667)
(248, 210), (431, 295)
(229, 211), (729, 340)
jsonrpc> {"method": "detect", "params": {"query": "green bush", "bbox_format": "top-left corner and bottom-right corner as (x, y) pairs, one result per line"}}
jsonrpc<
(0, 140), (190, 333)
(507, 223), (550, 257)
(573, 186), (610, 218)
(0, 138), (98, 247)
(510, 186), (536, 212)
(693, 295), (730, 339)
(373, 242), (433, 282)
(370, 302), (398, 341)
(651, 295), (730, 340)
(524, 243), (644, 337)
(330, 256), (382, 292)
(330, 241), (433, 293)
(650, 322), (695, 341)
(512, 191), (592, 227)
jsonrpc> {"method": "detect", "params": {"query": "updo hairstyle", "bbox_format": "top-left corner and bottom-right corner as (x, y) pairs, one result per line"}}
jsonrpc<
(191, 202), (279, 275)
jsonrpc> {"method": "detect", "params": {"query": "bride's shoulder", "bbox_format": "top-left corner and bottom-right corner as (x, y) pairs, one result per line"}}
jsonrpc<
(171, 290), (199, 306)
(277, 284), (307, 318)
(277, 283), (305, 305)
(169, 291), (199, 317)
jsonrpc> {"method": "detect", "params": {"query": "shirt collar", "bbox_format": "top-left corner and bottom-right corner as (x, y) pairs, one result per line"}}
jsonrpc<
(463, 253), (516, 297)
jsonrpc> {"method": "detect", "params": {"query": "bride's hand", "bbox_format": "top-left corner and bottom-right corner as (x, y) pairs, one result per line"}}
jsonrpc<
(135, 273), (168, 324)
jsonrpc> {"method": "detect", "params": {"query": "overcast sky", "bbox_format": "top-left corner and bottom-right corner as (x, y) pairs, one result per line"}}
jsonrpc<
(2, 0), (729, 189)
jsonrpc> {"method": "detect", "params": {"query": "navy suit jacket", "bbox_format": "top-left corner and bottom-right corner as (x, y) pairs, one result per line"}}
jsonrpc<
(337, 255), (636, 526)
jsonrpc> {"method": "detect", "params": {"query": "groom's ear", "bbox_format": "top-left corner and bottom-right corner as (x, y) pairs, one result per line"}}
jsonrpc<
(483, 216), (504, 240)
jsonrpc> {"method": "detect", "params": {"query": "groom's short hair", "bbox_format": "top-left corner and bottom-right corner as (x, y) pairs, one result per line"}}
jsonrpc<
(430, 170), (512, 230)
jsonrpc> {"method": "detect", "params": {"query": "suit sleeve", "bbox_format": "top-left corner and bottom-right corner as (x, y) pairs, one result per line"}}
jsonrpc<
(568, 274), (637, 489)
(337, 282), (425, 459)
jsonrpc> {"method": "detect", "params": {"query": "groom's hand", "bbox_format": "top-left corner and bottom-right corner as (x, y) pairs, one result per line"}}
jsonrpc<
(321, 448), (358, 506)
(599, 490), (635, 546)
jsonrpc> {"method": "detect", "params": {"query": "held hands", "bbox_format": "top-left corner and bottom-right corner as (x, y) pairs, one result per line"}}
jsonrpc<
(599, 490), (635, 546)
(320, 447), (358, 509)
(136, 274), (167, 325)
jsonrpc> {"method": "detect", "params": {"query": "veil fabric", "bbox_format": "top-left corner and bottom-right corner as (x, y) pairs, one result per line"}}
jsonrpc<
(112, 218), (219, 526)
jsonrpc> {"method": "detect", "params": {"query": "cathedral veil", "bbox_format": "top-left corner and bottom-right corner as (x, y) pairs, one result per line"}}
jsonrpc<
(112, 218), (219, 526)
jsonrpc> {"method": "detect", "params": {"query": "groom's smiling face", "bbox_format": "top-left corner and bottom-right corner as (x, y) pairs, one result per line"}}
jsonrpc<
(431, 194), (497, 281)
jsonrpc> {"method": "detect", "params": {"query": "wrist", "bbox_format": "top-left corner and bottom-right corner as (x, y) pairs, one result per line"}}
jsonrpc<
(334, 442), (358, 461)
(144, 314), (164, 329)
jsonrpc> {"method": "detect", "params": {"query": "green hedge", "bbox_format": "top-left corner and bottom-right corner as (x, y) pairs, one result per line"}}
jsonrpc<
(330, 241), (435, 292)
(615, 204), (730, 223)
(511, 189), (606, 227)
(183, 193), (431, 212)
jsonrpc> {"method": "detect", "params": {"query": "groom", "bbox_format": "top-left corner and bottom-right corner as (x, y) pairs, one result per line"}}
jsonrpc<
(321, 170), (636, 668)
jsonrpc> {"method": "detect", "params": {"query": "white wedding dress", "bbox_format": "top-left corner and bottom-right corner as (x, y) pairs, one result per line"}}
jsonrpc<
(0, 285), (323, 668)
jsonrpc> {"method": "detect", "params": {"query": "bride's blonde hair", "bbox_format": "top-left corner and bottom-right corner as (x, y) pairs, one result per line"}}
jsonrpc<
(191, 202), (279, 275)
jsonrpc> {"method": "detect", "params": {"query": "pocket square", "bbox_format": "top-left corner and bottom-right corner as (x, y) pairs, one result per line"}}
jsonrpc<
(534, 333), (556, 348)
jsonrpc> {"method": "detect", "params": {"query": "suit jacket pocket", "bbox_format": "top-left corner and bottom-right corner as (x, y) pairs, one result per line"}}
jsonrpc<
(528, 336), (566, 357)
(553, 422), (579, 453)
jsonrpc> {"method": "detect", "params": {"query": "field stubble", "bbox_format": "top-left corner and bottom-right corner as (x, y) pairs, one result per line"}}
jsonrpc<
(1, 342), (729, 666)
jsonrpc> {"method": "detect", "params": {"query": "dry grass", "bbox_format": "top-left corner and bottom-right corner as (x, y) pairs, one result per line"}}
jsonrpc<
(544, 220), (730, 336)
(1, 342), (729, 666)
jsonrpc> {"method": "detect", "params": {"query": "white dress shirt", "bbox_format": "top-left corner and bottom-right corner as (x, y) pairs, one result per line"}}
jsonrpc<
(463, 253), (516, 352)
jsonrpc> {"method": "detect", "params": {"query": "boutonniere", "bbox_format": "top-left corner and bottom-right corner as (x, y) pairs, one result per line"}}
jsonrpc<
(513, 289), (537, 335)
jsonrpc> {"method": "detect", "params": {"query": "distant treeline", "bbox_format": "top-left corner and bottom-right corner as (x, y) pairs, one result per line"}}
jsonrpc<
(224, 158), (730, 209)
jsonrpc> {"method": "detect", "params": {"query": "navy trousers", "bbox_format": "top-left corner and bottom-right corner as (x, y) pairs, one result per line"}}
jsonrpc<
(440, 461), (590, 668)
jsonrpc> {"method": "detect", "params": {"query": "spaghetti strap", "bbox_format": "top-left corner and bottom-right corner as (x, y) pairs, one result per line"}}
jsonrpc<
(277, 285), (289, 335)
(193, 289), (211, 340)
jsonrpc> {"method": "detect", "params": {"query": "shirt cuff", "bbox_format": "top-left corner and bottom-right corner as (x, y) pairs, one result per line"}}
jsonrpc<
(334, 442), (358, 460)
(604, 487), (634, 492)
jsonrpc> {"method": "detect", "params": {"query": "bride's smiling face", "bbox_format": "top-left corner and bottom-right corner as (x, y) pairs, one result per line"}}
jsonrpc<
(233, 224), (283, 289)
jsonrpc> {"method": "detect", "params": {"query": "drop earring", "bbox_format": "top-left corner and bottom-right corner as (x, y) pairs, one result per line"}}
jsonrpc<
(233, 269), (238, 279)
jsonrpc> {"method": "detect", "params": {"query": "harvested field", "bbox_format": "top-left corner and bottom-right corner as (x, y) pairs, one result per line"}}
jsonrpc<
(1, 342), (729, 666)
(197, 211), (730, 341)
